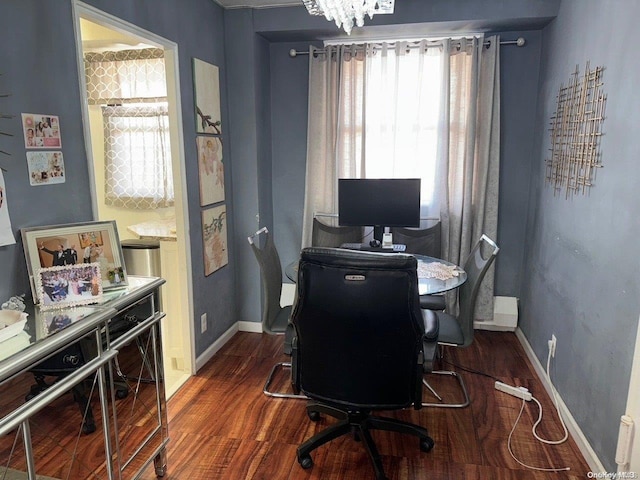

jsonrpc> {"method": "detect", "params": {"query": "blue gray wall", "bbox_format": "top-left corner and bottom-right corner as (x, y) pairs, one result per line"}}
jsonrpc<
(521, 0), (640, 470)
(0, 0), (235, 358)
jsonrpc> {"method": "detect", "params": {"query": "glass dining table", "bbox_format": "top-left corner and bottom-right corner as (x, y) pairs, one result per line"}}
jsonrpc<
(285, 253), (466, 296)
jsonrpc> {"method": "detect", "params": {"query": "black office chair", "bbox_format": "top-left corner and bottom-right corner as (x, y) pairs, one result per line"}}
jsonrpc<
(392, 221), (446, 311)
(423, 234), (499, 408)
(290, 247), (439, 480)
(311, 216), (362, 247)
(247, 227), (304, 399)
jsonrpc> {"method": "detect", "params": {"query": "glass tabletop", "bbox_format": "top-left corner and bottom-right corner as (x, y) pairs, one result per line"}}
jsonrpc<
(285, 254), (466, 296)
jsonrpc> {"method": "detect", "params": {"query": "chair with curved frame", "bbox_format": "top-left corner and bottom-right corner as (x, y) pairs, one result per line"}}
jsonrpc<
(248, 227), (304, 399)
(423, 234), (500, 408)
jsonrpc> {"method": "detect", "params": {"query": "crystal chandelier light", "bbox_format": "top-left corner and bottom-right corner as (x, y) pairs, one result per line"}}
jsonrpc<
(302, 0), (395, 35)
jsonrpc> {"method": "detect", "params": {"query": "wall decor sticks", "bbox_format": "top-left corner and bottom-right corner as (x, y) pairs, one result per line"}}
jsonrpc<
(545, 62), (606, 198)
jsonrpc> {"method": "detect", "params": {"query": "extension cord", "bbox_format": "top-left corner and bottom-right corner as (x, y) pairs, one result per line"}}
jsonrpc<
(495, 381), (532, 401)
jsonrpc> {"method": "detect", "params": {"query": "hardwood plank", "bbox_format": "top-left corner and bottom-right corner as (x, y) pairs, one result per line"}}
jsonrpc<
(1, 330), (592, 479)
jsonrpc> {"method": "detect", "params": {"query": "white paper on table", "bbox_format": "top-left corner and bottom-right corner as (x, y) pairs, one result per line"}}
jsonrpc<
(0, 170), (16, 246)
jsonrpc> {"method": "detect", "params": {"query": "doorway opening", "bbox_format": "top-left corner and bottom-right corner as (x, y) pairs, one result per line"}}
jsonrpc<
(72, 1), (194, 398)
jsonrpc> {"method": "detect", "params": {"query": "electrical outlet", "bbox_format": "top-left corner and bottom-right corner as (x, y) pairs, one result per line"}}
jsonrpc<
(548, 334), (557, 357)
(200, 313), (207, 333)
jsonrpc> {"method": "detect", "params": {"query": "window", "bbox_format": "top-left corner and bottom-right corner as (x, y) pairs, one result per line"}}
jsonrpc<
(85, 48), (173, 209)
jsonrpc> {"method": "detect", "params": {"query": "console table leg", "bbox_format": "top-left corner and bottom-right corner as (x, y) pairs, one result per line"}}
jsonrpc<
(154, 448), (167, 477)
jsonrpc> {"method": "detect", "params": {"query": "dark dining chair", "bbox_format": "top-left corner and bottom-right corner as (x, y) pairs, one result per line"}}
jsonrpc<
(392, 221), (446, 311)
(290, 247), (438, 480)
(423, 234), (499, 408)
(311, 216), (362, 247)
(247, 227), (304, 399)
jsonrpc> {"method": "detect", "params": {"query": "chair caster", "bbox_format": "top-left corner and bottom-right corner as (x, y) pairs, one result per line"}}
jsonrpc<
(298, 454), (313, 469)
(420, 437), (434, 452)
(308, 410), (320, 421)
(115, 388), (129, 399)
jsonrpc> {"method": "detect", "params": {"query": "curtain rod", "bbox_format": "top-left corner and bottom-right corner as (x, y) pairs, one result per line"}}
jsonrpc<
(289, 36), (525, 57)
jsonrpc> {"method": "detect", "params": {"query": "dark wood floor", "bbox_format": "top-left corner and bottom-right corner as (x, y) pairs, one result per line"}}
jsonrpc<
(136, 330), (590, 480)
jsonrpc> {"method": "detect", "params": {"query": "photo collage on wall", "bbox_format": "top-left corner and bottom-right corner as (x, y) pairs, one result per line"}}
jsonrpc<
(22, 113), (65, 186)
(193, 58), (227, 276)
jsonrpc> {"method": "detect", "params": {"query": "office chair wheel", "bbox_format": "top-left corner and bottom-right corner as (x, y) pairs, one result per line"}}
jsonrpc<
(419, 437), (435, 452)
(307, 410), (320, 421)
(115, 388), (129, 399)
(298, 454), (313, 469)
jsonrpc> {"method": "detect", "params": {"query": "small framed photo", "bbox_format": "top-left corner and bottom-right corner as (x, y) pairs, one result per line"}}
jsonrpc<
(22, 113), (62, 149)
(36, 263), (103, 310)
(21, 220), (127, 304)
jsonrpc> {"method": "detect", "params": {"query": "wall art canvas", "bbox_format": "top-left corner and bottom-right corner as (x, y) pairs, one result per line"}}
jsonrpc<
(202, 204), (228, 276)
(22, 113), (62, 148)
(0, 170), (15, 246)
(26, 151), (65, 185)
(193, 58), (222, 135)
(196, 135), (224, 206)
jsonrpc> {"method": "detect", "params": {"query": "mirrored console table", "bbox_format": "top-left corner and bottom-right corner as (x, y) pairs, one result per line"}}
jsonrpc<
(0, 276), (168, 479)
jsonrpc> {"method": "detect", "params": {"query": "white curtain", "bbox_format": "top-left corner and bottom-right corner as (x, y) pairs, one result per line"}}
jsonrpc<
(301, 45), (364, 244)
(439, 36), (500, 320)
(302, 35), (501, 321)
(85, 48), (173, 209)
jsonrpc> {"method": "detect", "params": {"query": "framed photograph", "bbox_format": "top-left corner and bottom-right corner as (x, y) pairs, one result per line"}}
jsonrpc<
(22, 113), (62, 149)
(36, 263), (103, 310)
(202, 204), (228, 276)
(36, 308), (94, 340)
(26, 151), (65, 186)
(193, 58), (222, 135)
(21, 220), (127, 303)
(196, 136), (225, 206)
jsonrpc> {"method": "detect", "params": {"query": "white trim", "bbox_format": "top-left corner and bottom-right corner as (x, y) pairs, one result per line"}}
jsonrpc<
(195, 322), (240, 372)
(515, 327), (605, 472)
(238, 321), (264, 333)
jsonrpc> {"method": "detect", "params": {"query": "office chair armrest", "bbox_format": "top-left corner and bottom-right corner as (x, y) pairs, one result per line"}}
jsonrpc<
(283, 322), (295, 356)
(290, 335), (300, 394)
(419, 294), (446, 311)
(421, 309), (439, 373)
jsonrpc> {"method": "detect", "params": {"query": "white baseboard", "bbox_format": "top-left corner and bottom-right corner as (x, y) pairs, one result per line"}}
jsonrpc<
(515, 327), (605, 472)
(238, 321), (263, 333)
(195, 322), (239, 372)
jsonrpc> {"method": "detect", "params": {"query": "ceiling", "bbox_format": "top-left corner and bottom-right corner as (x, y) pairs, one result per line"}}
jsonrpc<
(214, 0), (302, 8)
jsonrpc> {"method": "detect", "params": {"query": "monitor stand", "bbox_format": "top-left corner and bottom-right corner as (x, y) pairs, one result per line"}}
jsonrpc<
(373, 226), (385, 244)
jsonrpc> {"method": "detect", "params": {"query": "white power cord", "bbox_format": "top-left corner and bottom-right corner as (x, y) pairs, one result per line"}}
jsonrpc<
(505, 344), (570, 472)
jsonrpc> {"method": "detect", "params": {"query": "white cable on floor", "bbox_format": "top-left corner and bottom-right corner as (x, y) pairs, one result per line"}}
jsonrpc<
(506, 344), (570, 472)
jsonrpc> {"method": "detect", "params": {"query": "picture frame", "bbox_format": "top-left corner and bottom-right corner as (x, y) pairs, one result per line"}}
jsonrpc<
(36, 263), (103, 310)
(22, 113), (62, 149)
(21, 220), (127, 304)
(196, 135), (225, 206)
(202, 204), (228, 276)
(193, 58), (222, 135)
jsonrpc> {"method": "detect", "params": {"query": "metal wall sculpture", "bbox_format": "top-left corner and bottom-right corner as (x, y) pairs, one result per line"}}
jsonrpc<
(545, 62), (606, 198)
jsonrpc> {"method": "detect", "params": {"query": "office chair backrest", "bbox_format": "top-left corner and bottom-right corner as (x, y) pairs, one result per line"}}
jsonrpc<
(248, 227), (285, 334)
(311, 217), (362, 248)
(391, 221), (441, 257)
(292, 247), (424, 409)
(457, 234), (500, 347)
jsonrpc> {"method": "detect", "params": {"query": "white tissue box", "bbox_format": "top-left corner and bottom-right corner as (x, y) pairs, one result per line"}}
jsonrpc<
(0, 310), (28, 343)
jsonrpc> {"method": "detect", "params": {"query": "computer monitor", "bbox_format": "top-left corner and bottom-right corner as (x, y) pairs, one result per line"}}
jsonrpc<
(338, 178), (421, 243)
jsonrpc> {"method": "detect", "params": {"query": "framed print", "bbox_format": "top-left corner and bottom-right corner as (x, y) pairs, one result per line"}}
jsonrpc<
(36, 263), (103, 310)
(21, 220), (127, 303)
(22, 113), (62, 149)
(196, 136), (224, 206)
(202, 204), (228, 276)
(26, 151), (65, 185)
(193, 58), (222, 135)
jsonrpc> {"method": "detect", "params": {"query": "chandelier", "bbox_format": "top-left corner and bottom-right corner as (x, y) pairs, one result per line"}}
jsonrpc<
(302, 0), (395, 35)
